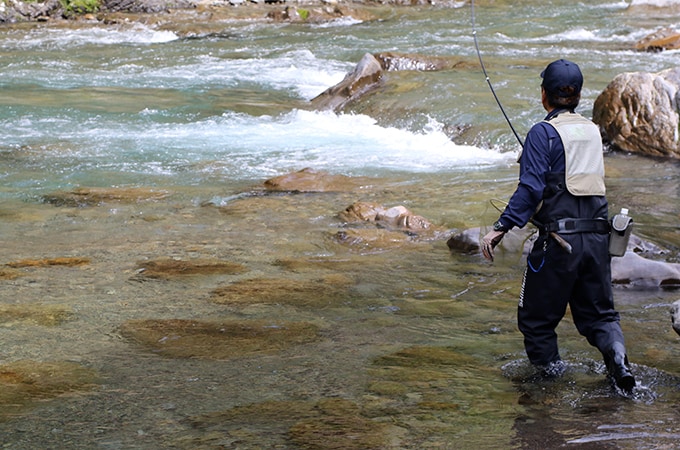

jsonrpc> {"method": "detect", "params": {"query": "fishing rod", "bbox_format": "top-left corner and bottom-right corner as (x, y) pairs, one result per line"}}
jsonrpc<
(470, 0), (525, 148)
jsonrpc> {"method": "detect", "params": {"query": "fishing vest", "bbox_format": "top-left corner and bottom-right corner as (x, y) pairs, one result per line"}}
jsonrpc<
(544, 112), (605, 196)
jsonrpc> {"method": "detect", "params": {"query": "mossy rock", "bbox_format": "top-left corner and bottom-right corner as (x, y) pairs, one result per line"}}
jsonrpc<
(42, 186), (171, 207)
(134, 258), (248, 279)
(0, 304), (74, 326)
(263, 168), (369, 193)
(0, 267), (23, 280)
(119, 319), (322, 359)
(0, 361), (99, 421)
(209, 274), (354, 307)
(183, 398), (396, 450)
(6, 256), (90, 268)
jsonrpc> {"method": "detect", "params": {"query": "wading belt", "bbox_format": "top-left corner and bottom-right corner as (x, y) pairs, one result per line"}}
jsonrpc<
(542, 218), (610, 235)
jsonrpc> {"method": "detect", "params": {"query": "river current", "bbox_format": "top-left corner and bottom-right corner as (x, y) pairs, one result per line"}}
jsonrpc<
(1, 0), (680, 448)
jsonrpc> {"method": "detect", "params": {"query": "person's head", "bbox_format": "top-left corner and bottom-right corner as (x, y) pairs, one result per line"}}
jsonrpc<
(540, 59), (582, 111)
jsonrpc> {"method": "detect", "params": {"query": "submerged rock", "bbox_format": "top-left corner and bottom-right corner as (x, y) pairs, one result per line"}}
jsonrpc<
(6, 256), (90, 268)
(339, 201), (434, 232)
(209, 274), (353, 307)
(289, 398), (393, 450)
(331, 228), (419, 250)
(119, 318), (322, 359)
(263, 167), (368, 192)
(611, 251), (680, 288)
(593, 68), (680, 158)
(184, 398), (397, 449)
(0, 361), (99, 421)
(0, 304), (74, 326)
(134, 258), (248, 279)
(42, 187), (172, 207)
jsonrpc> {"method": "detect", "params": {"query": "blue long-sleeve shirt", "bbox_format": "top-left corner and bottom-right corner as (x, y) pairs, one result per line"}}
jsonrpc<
(499, 108), (567, 230)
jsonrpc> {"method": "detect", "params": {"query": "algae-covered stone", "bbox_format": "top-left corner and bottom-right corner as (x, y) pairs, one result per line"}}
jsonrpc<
(42, 186), (172, 207)
(263, 168), (369, 192)
(134, 258), (248, 279)
(181, 398), (400, 449)
(209, 274), (353, 307)
(0, 304), (74, 326)
(6, 257), (91, 268)
(289, 398), (393, 450)
(0, 361), (99, 421)
(119, 319), (322, 359)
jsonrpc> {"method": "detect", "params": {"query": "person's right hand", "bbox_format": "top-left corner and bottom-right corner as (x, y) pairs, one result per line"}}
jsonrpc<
(481, 230), (506, 262)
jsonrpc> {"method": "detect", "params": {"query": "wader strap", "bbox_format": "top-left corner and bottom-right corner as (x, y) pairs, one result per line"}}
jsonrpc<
(542, 218), (610, 235)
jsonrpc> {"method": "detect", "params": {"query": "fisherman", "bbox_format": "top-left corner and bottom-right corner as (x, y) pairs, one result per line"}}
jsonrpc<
(480, 59), (635, 392)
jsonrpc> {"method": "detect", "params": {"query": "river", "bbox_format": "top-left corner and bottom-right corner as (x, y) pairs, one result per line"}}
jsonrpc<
(0, 0), (679, 448)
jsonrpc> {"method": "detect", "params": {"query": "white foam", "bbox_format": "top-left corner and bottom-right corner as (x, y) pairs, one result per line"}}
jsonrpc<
(2, 24), (178, 50)
(629, 0), (680, 6)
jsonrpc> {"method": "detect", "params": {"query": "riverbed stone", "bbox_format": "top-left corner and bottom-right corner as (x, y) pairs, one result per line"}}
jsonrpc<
(209, 274), (353, 307)
(611, 251), (680, 288)
(134, 258), (248, 279)
(0, 267), (23, 280)
(289, 398), (393, 449)
(374, 51), (473, 71)
(331, 228), (417, 249)
(592, 68), (680, 158)
(635, 27), (680, 51)
(42, 187), (172, 207)
(446, 226), (534, 256)
(119, 318), (322, 359)
(0, 360), (99, 421)
(339, 201), (435, 232)
(6, 256), (91, 268)
(671, 299), (680, 336)
(309, 53), (383, 111)
(182, 398), (399, 449)
(263, 167), (368, 192)
(0, 304), (74, 326)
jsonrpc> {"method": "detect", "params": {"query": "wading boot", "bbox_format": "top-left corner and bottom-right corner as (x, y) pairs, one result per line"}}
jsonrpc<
(604, 342), (635, 393)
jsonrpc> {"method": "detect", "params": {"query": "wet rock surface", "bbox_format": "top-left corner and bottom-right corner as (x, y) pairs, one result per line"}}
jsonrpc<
(134, 258), (248, 279)
(593, 67), (680, 158)
(0, 361), (99, 422)
(119, 318), (322, 359)
(42, 187), (172, 207)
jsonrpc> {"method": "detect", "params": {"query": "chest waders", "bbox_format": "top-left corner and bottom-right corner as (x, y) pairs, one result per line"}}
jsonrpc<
(518, 112), (635, 392)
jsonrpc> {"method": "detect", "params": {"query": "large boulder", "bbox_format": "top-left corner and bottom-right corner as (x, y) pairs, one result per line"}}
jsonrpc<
(592, 68), (680, 158)
(671, 299), (680, 336)
(635, 27), (680, 52)
(309, 53), (383, 112)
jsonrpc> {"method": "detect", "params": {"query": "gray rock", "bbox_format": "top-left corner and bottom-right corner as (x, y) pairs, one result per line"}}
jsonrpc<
(593, 68), (680, 158)
(309, 53), (383, 112)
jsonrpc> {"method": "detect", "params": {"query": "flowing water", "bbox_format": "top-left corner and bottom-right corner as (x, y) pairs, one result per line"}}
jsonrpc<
(1, 0), (680, 448)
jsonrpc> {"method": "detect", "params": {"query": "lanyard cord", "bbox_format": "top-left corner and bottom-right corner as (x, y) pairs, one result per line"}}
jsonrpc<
(471, 0), (525, 148)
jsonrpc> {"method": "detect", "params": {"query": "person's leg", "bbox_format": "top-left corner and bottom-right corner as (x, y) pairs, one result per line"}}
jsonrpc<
(570, 233), (635, 391)
(517, 236), (574, 367)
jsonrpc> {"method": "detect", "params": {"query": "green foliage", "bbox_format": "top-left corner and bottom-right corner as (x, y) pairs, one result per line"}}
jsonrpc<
(297, 8), (309, 20)
(60, 0), (100, 15)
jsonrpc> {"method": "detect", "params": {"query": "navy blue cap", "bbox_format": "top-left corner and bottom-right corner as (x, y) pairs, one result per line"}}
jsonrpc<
(540, 59), (583, 97)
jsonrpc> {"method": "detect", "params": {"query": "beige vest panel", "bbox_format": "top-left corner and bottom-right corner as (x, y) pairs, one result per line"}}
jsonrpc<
(545, 112), (605, 196)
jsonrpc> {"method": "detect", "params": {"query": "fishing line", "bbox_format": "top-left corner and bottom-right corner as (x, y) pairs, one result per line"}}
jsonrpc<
(471, 0), (525, 148)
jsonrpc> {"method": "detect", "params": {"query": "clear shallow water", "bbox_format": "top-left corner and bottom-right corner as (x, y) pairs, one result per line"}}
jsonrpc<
(0, 1), (679, 448)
